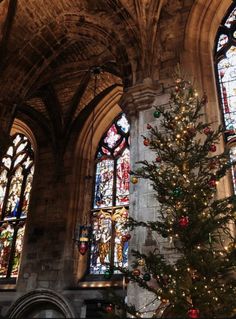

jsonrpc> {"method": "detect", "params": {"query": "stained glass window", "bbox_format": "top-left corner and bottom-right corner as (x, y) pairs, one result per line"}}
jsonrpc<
(90, 113), (130, 274)
(0, 133), (34, 279)
(215, 3), (236, 194)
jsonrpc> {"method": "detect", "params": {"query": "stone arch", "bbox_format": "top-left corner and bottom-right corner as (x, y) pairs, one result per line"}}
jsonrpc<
(7, 289), (76, 318)
(183, 0), (233, 197)
(66, 85), (124, 282)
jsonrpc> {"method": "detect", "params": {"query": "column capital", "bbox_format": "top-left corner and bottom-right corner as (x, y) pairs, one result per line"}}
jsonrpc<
(119, 78), (163, 116)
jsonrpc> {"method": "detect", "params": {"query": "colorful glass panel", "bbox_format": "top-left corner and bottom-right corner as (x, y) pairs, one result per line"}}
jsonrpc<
(113, 208), (129, 271)
(116, 149), (130, 206)
(104, 124), (121, 148)
(94, 159), (114, 208)
(90, 113), (130, 274)
(216, 5), (236, 195)
(117, 113), (130, 133)
(217, 46), (236, 142)
(0, 133), (34, 278)
(224, 7), (236, 28)
(217, 34), (228, 51)
(90, 210), (112, 274)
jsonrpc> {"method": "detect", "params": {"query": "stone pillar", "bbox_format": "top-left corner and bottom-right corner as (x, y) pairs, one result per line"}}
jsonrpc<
(120, 78), (169, 317)
(0, 100), (16, 161)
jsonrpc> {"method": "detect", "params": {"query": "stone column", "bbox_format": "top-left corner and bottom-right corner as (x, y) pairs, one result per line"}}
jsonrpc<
(0, 100), (16, 161)
(120, 78), (169, 317)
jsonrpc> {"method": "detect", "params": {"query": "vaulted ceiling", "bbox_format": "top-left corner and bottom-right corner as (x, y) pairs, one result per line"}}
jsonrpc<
(0, 0), (194, 149)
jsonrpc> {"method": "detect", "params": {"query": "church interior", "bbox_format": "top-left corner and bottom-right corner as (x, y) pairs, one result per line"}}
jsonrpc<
(0, 0), (235, 317)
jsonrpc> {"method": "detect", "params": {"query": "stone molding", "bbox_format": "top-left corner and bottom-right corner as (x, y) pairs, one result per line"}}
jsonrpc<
(7, 288), (76, 318)
(119, 78), (163, 116)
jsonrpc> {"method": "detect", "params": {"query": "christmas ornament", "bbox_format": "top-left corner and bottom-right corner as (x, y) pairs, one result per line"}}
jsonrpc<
(187, 308), (200, 319)
(125, 233), (131, 240)
(156, 156), (162, 163)
(143, 273), (151, 281)
(175, 86), (179, 92)
(132, 269), (141, 276)
(204, 127), (212, 135)
(153, 110), (161, 118)
(105, 304), (113, 313)
(143, 138), (150, 146)
(78, 242), (88, 255)
(104, 269), (112, 279)
(178, 216), (189, 228)
(138, 258), (145, 266)
(78, 226), (91, 255)
(186, 127), (196, 137)
(131, 176), (138, 184)
(208, 177), (217, 187)
(172, 187), (183, 197)
(122, 233), (131, 242)
(147, 123), (152, 130)
(209, 144), (217, 152)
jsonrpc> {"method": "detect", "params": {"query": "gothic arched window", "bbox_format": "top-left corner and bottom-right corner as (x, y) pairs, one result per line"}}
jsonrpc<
(0, 133), (34, 279)
(215, 3), (236, 193)
(90, 113), (130, 274)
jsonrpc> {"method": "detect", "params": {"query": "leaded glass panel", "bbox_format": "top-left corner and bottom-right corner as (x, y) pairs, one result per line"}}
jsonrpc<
(0, 133), (34, 278)
(215, 4), (236, 195)
(90, 113), (130, 275)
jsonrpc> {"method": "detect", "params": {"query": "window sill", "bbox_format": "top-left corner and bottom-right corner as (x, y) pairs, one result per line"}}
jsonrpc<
(0, 278), (16, 291)
(78, 274), (126, 289)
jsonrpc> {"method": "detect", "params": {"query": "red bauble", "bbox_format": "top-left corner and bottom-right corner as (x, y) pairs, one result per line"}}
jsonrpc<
(188, 308), (200, 319)
(156, 156), (162, 163)
(175, 86), (179, 92)
(147, 123), (152, 130)
(78, 242), (88, 255)
(208, 177), (216, 187)
(187, 127), (196, 137)
(105, 304), (113, 313)
(132, 269), (141, 276)
(204, 127), (212, 135)
(143, 138), (150, 146)
(125, 233), (131, 240)
(209, 144), (216, 152)
(178, 216), (189, 228)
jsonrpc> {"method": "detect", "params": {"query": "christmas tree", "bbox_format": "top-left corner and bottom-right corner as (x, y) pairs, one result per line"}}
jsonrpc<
(106, 75), (236, 318)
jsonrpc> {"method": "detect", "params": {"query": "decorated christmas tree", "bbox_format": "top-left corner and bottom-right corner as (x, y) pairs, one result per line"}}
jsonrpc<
(106, 75), (236, 318)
